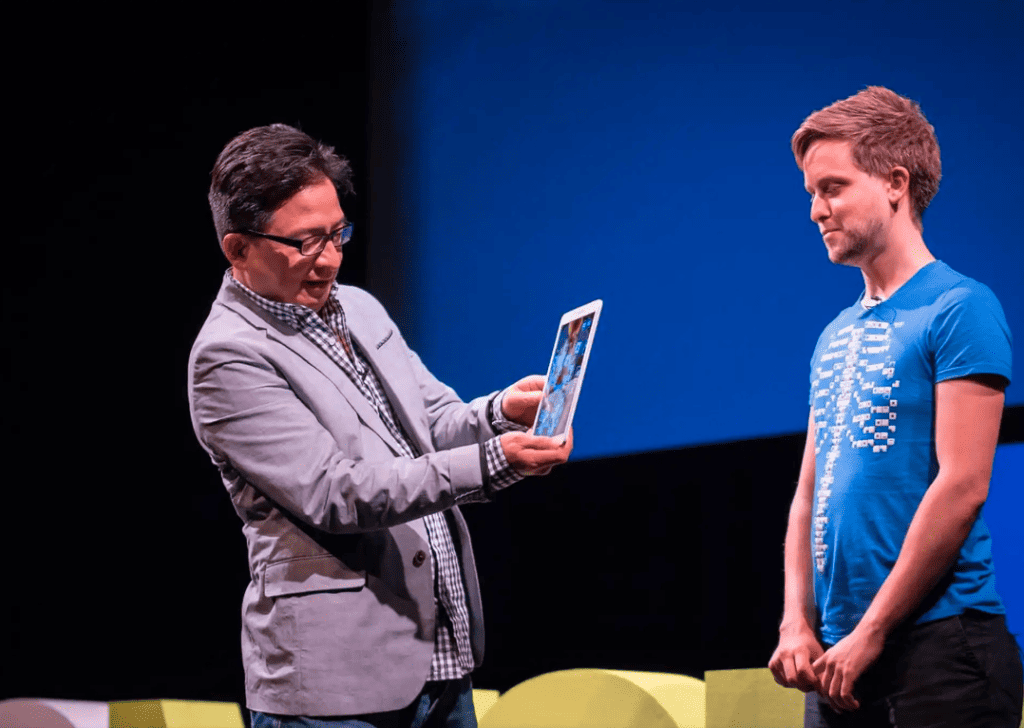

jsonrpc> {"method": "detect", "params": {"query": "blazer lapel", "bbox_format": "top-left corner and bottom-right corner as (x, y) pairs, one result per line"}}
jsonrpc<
(346, 314), (435, 456)
(216, 281), (405, 455)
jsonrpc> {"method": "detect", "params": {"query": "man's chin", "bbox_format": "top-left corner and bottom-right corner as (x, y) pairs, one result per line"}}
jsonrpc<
(825, 240), (866, 267)
(299, 283), (333, 309)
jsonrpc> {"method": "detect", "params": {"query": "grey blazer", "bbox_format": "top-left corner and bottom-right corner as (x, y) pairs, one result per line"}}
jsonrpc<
(188, 278), (496, 716)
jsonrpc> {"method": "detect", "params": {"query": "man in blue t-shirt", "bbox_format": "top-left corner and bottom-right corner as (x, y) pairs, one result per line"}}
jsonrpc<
(768, 86), (1023, 727)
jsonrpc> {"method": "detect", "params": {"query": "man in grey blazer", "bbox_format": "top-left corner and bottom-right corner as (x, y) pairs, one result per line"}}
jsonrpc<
(188, 124), (573, 728)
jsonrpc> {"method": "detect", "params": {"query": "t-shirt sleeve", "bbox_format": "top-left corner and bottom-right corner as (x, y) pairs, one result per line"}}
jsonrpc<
(932, 282), (1012, 386)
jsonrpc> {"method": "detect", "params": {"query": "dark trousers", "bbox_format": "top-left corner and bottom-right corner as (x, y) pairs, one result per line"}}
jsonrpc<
(250, 675), (477, 728)
(805, 611), (1023, 727)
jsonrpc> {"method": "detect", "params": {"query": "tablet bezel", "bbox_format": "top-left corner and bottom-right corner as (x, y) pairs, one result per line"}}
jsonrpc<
(531, 299), (603, 443)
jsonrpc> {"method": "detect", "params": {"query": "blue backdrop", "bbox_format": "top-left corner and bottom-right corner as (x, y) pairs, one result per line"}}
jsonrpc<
(989, 442), (1024, 634)
(388, 0), (1023, 460)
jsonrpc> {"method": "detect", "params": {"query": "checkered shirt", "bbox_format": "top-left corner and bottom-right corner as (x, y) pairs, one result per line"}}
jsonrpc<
(227, 272), (525, 679)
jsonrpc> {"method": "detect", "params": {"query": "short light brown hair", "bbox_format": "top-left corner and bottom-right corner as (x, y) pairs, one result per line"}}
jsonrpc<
(792, 86), (941, 226)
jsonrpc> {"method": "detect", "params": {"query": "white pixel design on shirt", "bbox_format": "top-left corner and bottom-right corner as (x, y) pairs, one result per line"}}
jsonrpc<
(812, 319), (903, 573)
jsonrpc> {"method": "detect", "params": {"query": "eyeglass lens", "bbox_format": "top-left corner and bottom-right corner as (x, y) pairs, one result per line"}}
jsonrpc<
(300, 225), (353, 255)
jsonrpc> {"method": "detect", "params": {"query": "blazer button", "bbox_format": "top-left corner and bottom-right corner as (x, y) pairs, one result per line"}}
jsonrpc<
(412, 550), (427, 568)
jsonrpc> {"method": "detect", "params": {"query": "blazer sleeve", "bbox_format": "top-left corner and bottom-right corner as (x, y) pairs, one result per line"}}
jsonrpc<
(189, 332), (488, 535)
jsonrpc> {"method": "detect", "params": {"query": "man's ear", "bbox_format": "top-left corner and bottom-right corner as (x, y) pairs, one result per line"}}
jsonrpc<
(887, 166), (911, 213)
(222, 232), (249, 265)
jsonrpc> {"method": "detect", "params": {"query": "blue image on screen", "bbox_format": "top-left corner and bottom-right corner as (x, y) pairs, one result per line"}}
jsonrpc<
(535, 314), (594, 438)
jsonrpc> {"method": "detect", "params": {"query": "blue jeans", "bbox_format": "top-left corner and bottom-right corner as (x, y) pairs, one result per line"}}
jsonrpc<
(804, 611), (1023, 727)
(250, 675), (477, 728)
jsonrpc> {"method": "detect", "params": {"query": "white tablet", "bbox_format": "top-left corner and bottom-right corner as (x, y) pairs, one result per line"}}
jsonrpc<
(532, 299), (603, 442)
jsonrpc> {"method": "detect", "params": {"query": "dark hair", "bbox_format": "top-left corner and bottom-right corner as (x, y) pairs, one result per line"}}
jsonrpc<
(208, 123), (354, 243)
(791, 86), (941, 227)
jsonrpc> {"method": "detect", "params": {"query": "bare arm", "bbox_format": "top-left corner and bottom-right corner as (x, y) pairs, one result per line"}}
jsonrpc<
(813, 375), (1005, 711)
(769, 409), (825, 692)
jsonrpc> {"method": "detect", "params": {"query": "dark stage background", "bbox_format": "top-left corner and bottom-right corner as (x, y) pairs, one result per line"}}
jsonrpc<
(4, 1), (1022, 718)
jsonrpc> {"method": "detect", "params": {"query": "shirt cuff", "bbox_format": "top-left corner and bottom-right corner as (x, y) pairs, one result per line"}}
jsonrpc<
(472, 436), (525, 500)
(489, 387), (531, 434)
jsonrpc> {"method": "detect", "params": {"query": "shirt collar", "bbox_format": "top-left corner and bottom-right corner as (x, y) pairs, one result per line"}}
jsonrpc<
(225, 269), (339, 329)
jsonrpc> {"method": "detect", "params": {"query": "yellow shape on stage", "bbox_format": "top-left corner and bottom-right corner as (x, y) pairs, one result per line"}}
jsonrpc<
(108, 700), (243, 728)
(478, 668), (705, 728)
(472, 688), (501, 722)
(704, 667), (804, 727)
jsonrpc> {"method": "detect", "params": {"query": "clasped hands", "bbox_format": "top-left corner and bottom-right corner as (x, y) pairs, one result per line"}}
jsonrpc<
(499, 375), (572, 476)
(768, 621), (885, 714)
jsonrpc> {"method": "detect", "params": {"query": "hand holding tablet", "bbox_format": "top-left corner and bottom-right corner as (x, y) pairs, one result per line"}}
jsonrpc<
(499, 374), (548, 426)
(500, 428), (574, 477)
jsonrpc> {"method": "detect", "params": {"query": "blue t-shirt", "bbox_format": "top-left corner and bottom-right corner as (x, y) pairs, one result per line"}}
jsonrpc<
(808, 261), (1012, 644)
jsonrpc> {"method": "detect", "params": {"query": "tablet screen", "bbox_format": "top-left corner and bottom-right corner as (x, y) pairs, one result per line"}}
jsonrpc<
(534, 301), (601, 440)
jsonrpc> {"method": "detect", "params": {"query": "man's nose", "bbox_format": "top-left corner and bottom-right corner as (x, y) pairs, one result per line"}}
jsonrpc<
(315, 241), (342, 269)
(810, 194), (829, 223)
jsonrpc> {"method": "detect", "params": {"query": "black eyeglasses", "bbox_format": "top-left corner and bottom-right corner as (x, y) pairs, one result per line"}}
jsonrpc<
(238, 222), (353, 257)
